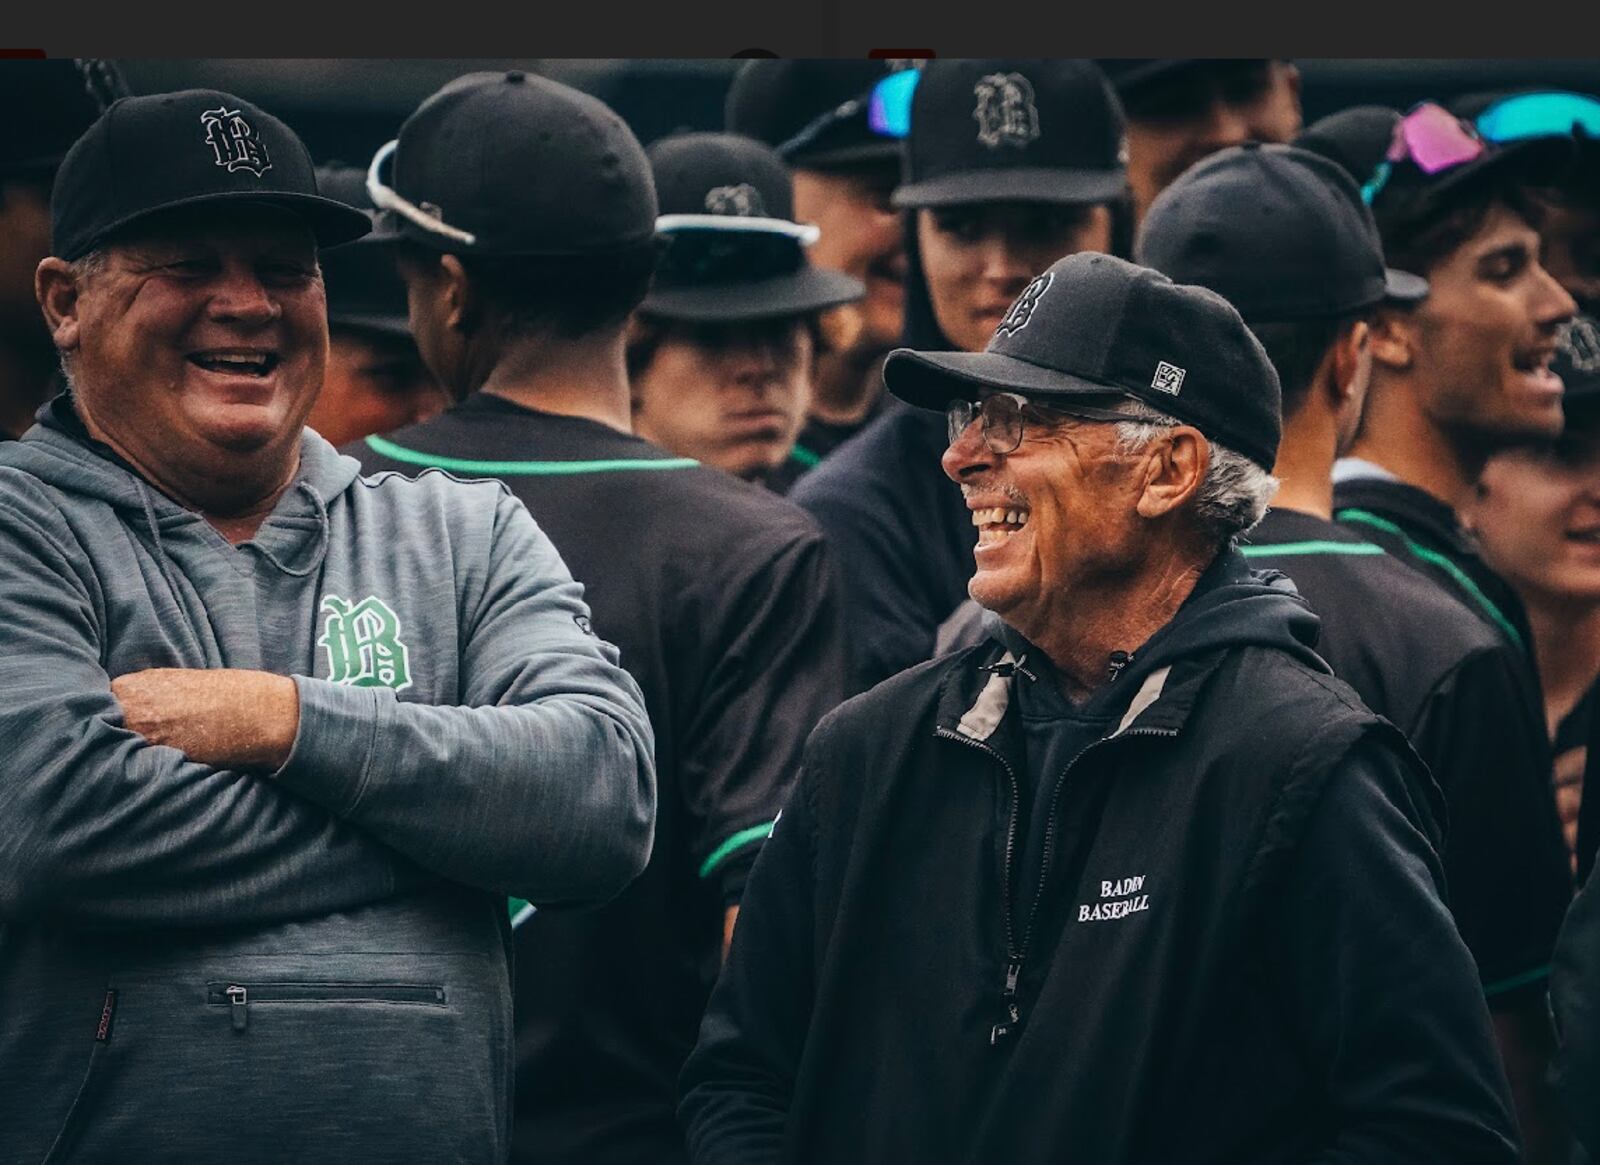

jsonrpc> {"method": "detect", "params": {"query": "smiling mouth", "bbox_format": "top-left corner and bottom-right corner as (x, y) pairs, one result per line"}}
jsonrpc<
(972, 505), (1029, 547)
(1512, 346), (1560, 384)
(187, 350), (280, 378)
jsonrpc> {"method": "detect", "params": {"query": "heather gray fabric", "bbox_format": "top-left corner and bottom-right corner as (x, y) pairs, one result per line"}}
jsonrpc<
(0, 411), (656, 1164)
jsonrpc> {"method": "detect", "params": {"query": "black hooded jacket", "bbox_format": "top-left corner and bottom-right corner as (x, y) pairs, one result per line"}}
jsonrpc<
(680, 552), (1520, 1164)
(788, 214), (979, 695)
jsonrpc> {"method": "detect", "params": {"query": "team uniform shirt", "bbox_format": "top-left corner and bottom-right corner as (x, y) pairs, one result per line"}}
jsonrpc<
(1244, 507), (1574, 999)
(353, 392), (847, 1165)
(1555, 687), (1600, 881)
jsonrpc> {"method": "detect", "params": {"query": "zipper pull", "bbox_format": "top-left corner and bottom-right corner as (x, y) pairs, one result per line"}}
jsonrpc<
(991, 959), (1024, 1046)
(1107, 650), (1133, 682)
(227, 985), (248, 1032)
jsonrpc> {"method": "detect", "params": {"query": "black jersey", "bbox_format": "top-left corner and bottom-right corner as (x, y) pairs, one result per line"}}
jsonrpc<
(1244, 507), (1573, 1001)
(352, 392), (848, 1165)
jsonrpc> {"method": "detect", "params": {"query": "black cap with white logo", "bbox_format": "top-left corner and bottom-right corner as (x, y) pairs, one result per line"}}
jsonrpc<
(50, 89), (372, 261)
(893, 59), (1127, 209)
(641, 132), (864, 323)
(368, 70), (657, 257)
(315, 164), (412, 340)
(884, 251), (1282, 470)
(1558, 315), (1600, 406)
(1136, 143), (1429, 322)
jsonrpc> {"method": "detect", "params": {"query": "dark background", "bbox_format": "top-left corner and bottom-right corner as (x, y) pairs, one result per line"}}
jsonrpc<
(115, 59), (1600, 166)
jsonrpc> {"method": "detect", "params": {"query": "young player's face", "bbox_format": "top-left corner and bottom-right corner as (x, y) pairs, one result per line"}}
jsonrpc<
(1471, 409), (1600, 606)
(631, 315), (815, 480)
(917, 202), (1113, 353)
(1402, 202), (1576, 447)
(307, 327), (447, 448)
(1123, 60), (1302, 223)
(62, 207), (327, 469)
(793, 163), (906, 354)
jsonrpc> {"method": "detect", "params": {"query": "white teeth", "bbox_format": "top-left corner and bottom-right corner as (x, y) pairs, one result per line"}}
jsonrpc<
(969, 507), (1029, 529)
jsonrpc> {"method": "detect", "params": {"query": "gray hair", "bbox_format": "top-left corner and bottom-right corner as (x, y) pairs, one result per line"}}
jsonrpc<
(1110, 399), (1278, 547)
(54, 250), (111, 391)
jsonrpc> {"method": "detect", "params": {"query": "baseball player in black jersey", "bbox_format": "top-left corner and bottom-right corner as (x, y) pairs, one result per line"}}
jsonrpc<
(1143, 133), (1577, 1164)
(352, 70), (848, 1165)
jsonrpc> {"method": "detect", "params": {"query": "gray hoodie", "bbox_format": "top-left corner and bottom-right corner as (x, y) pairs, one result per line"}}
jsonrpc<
(0, 403), (656, 1164)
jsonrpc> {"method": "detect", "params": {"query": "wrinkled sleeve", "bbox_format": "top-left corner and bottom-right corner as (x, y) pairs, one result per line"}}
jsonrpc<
(1280, 738), (1522, 1164)
(0, 494), (422, 931)
(683, 529), (845, 906)
(275, 489), (656, 906)
(1551, 864), (1600, 1158)
(679, 726), (824, 1165)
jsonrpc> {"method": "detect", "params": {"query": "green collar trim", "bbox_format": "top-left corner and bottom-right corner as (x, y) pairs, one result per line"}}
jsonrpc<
(364, 434), (699, 477)
(1483, 964), (1549, 998)
(1336, 507), (1525, 651)
(787, 443), (822, 469)
(1241, 540), (1387, 559)
(699, 820), (778, 879)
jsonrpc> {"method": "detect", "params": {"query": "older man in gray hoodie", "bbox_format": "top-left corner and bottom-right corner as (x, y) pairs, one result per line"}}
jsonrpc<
(0, 89), (656, 1164)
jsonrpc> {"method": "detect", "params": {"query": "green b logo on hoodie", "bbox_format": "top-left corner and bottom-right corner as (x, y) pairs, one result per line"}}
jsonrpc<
(317, 594), (413, 691)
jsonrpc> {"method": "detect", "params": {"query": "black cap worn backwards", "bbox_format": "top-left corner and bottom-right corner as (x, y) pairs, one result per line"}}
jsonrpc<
(50, 89), (371, 261)
(725, 59), (903, 169)
(884, 251), (1282, 470)
(1136, 143), (1429, 322)
(893, 59), (1127, 209)
(0, 59), (128, 177)
(369, 70), (657, 257)
(641, 132), (864, 323)
(314, 163), (412, 340)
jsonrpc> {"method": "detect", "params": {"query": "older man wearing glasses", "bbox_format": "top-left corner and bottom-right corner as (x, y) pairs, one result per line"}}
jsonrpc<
(680, 251), (1520, 1165)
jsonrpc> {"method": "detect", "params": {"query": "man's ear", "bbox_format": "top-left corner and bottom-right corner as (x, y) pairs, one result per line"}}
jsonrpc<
(1328, 319), (1371, 409)
(35, 257), (85, 355)
(1135, 426), (1209, 520)
(437, 254), (478, 334)
(1369, 307), (1414, 373)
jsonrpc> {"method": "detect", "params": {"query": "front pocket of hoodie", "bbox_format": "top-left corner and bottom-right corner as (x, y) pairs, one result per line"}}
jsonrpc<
(56, 964), (510, 1165)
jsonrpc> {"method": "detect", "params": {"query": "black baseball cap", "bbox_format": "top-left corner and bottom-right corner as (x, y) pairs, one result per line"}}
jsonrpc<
(725, 59), (903, 169)
(893, 59), (1127, 209)
(1097, 60), (1285, 120)
(50, 89), (371, 261)
(1295, 102), (1571, 239)
(0, 59), (128, 178)
(315, 163), (411, 340)
(1136, 142), (1429, 322)
(368, 70), (657, 257)
(641, 132), (864, 323)
(884, 251), (1282, 470)
(1558, 315), (1600, 406)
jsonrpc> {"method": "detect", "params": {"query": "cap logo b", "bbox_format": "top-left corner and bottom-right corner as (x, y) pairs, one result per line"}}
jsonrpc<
(704, 183), (765, 217)
(1151, 361), (1187, 395)
(1563, 316), (1600, 373)
(994, 272), (1052, 339)
(973, 73), (1040, 150)
(200, 106), (272, 178)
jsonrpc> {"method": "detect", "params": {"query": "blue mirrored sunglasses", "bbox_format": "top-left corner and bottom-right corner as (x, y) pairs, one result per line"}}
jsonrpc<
(1476, 90), (1600, 143)
(776, 68), (922, 159)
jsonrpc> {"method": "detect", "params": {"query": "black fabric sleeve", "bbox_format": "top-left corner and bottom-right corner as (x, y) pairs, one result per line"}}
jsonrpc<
(1552, 864), (1600, 1158)
(682, 529), (846, 907)
(1407, 648), (1572, 1001)
(1276, 738), (1523, 1164)
(678, 735), (823, 1165)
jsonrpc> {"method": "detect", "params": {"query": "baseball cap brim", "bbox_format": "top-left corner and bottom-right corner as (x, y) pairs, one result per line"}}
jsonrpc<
(884, 347), (1133, 412)
(71, 189), (372, 258)
(1383, 266), (1430, 305)
(641, 266), (864, 323)
(790, 138), (904, 170)
(892, 167), (1127, 209)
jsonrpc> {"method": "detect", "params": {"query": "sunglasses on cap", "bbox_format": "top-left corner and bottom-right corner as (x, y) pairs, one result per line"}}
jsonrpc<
(776, 68), (922, 159)
(946, 391), (1130, 455)
(1476, 90), (1600, 144)
(1360, 103), (1488, 206)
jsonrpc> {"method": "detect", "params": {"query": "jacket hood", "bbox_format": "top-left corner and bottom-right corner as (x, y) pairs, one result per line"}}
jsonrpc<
(989, 549), (1327, 725)
(3, 393), (361, 577)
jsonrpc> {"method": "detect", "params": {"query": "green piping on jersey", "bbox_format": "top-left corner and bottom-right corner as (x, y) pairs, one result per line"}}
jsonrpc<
(365, 434), (700, 476)
(508, 897), (536, 928)
(1240, 540), (1387, 559)
(788, 444), (822, 469)
(1336, 508), (1526, 651)
(1483, 964), (1549, 999)
(699, 820), (778, 879)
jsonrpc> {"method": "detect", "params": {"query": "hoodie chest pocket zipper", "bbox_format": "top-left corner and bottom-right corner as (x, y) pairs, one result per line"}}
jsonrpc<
(206, 982), (447, 1032)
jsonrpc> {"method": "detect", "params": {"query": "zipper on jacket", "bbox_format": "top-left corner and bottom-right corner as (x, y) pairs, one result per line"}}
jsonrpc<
(937, 719), (1177, 1048)
(1106, 650), (1133, 682)
(207, 982), (447, 1032)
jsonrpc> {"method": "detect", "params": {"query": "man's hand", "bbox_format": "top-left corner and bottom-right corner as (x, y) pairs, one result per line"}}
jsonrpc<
(111, 668), (300, 772)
